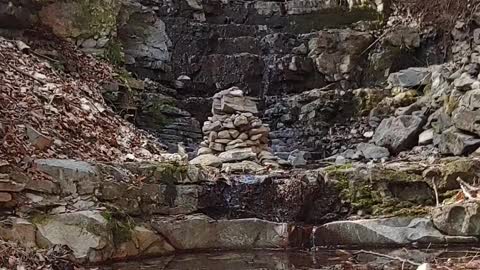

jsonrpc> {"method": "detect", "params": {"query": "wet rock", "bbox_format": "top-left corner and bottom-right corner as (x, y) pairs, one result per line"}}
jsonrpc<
(151, 214), (289, 250)
(35, 211), (112, 262)
(314, 217), (476, 247)
(356, 143), (390, 160)
(438, 127), (480, 156)
(373, 115), (425, 154)
(387, 67), (431, 88)
(140, 184), (200, 215)
(432, 201), (480, 236)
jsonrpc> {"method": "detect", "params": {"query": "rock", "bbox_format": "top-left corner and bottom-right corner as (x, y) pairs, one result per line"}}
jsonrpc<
(356, 143), (390, 160)
(112, 226), (174, 259)
(314, 217), (476, 247)
(140, 184), (200, 215)
(229, 129), (240, 139)
(212, 87), (258, 114)
(209, 142), (225, 152)
(0, 218), (36, 248)
(233, 115), (249, 127)
(217, 130), (232, 139)
(34, 159), (99, 196)
(453, 73), (476, 91)
(26, 125), (53, 150)
(0, 192), (12, 202)
(292, 43), (308, 55)
(373, 115), (425, 154)
(35, 211), (112, 262)
(250, 134), (264, 141)
(197, 147), (212, 156)
(215, 139), (232, 144)
(203, 121), (222, 133)
(190, 154), (223, 168)
(418, 129), (434, 145)
(438, 127), (480, 156)
(287, 150), (307, 167)
(387, 67), (431, 88)
(151, 214), (288, 250)
(0, 179), (25, 192)
(363, 131), (374, 138)
(432, 202), (480, 236)
(417, 263), (432, 270)
(218, 148), (256, 162)
(238, 133), (249, 140)
(222, 161), (264, 173)
(452, 89), (480, 136)
(249, 126), (270, 136)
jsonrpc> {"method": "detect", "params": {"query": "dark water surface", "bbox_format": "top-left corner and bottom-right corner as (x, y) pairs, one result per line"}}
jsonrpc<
(97, 248), (468, 270)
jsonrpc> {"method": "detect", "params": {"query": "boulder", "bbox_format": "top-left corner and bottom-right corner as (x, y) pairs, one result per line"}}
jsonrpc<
(0, 218), (36, 248)
(356, 143), (390, 160)
(387, 67), (431, 88)
(151, 214), (289, 250)
(452, 89), (480, 136)
(432, 202), (480, 236)
(190, 154), (223, 168)
(373, 115), (425, 153)
(112, 226), (174, 259)
(314, 217), (476, 247)
(218, 148), (256, 163)
(35, 211), (112, 262)
(438, 127), (480, 156)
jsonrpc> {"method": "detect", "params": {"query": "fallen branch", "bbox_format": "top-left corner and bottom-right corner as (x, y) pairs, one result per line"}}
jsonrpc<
(354, 250), (422, 266)
(8, 64), (46, 85)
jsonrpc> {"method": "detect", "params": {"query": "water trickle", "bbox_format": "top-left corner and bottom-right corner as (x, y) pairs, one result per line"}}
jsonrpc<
(311, 226), (317, 251)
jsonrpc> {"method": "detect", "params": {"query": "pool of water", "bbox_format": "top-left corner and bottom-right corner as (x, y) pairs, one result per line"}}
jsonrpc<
(97, 248), (466, 270)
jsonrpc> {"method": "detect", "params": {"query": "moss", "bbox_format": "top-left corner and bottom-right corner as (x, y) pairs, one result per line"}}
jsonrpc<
(75, 0), (121, 38)
(30, 214), (50, 225)
(104, 39), (125, 66)
(102, 211), (135, 245)
(152, 163), (188, 184)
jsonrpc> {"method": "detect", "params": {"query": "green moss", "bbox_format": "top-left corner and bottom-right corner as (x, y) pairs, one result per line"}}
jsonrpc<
(75, 0), (121, 38)
(152, 163), (188, 184)
(102, 211), (135, 245)
(30, 214), (50, 225)
(104, 39), (124, 66)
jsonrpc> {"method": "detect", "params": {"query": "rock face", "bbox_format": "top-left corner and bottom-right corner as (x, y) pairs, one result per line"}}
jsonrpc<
(388, 68), (431, 88)
(432, 202), (480, 236)
(314, 217), (476, 247)
(195, 87), (279, 171)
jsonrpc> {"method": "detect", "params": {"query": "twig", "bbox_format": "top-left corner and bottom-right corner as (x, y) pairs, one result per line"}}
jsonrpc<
(354, 250), (421, 266)
(432, 177), (440, 207)
(7, 64), (46, 85)
(32, 50), (60, 63)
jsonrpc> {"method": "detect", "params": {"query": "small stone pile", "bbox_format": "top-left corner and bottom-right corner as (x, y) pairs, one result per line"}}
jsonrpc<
(191, 87), (280, 172)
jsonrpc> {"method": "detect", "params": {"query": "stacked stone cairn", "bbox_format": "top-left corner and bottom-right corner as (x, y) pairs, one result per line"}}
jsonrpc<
(191, 87), (280, 173)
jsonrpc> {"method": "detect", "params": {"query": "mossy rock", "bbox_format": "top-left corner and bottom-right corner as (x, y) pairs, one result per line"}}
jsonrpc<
(122, 162), (190, 184)
(323, 162), (430, 216)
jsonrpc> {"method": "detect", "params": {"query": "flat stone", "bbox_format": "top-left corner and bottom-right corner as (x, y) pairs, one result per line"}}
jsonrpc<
(222, 161), (264, 173)
(190, 154), (223, 168)
(249, 126), (270, 136)
(452, 89), (480, 136)
(238, 133), (249, 140)
(453, 73), (476, 91)
(439, 127), (480, 156)
(218, 148), (256, 162)
(314, 217), (477, 247)
(152, 214), (288, 250)
(387, 67), (431, 88)
(234, 115), (249, 127)
(26, 125), (53, 150)
(197, 147), (213, 156)
(356, 143), (390, 160)
(203, 121), (222, 133)
(215, 139), (232, 144)
(217, 130), (232, 139)
(209, 142), (225, 152)
(0, 218), (36, 248)
(0, 180), (25, 192)
(0, 192), (12, 202)
(250, 134), (264, 141)
(229, 129), (240, 139)
(112, 226), (174, 259)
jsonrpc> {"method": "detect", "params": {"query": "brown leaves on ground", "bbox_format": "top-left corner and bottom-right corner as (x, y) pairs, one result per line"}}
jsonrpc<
(0, 30), (166, 169)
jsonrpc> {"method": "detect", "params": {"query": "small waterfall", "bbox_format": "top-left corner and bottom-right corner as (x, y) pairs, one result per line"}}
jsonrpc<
(311, 226), (318, 265)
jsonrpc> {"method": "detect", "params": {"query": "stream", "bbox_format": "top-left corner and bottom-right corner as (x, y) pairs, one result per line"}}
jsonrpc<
(97, 248), (480, 270)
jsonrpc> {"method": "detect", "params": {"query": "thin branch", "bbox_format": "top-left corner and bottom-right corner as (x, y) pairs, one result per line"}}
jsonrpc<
(7, 64), (46, 85)
(354, 250), (422, 266)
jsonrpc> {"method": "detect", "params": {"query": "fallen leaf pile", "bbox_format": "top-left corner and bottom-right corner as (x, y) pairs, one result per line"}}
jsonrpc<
(0, 31), (167, 167)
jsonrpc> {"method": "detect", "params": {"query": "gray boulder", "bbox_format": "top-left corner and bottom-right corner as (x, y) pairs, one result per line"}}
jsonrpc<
(218, 148), (256, 163)
(313, 217), (476, 247)
(356, 143), (390, 160)
(452, 89), (480, 136)
(387, 67), (431, 88)
(432, 202), (480, 236)
(151, 214), (289, 250)
(373, 115), (425, 153)
(438, 127), (480, 156)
